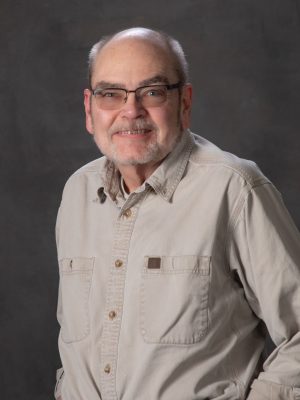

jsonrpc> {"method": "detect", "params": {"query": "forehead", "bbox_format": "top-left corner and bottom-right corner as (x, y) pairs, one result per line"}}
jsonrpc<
(91, 37), (177, 87)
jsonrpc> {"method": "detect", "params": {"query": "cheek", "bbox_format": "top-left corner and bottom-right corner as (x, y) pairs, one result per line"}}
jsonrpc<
(162, 108), (181, 134)
(91, 109), (115, 133)
(150, 106), (177, 129)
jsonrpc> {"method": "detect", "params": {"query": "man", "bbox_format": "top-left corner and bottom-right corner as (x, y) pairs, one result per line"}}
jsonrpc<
(55, 27), (300, 400)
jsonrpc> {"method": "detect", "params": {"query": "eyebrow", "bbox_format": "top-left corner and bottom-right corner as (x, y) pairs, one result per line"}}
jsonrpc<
(93, 81), (124, 89)
(138, 75), (170, 86)
(93, 75), (170, 90)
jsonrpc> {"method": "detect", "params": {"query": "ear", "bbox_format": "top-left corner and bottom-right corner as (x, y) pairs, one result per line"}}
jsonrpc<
(84, 89), (94, 134)
(180, 84), (192, 130)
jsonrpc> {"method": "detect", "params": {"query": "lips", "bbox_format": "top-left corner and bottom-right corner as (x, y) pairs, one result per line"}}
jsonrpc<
(115, 129), (151, 135)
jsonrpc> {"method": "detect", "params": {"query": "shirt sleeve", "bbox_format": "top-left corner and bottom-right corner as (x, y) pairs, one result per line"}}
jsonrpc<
(247, 378), (300, 399)
(228, 182), (300, 397)
(54, 367), (64, 399)
(55, 205), (64, 399)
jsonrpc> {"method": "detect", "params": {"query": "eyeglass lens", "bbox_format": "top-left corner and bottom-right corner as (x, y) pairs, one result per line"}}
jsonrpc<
(93, 85), (169, 110)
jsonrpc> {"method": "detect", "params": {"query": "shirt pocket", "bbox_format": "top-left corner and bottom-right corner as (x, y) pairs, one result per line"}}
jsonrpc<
(59, 257), (95, 343)
(140, 255), (211, 344)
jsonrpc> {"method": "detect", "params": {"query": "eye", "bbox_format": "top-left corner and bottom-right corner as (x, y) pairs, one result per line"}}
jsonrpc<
(144, 88), (164, 97)
(100, 89), (123, 98)
(144, 88), (165, 97)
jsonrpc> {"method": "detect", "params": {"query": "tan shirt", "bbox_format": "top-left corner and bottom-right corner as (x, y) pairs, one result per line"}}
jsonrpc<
(55, 130), (300, 400)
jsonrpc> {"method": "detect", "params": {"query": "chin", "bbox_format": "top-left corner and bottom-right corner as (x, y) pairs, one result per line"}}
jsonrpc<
(110, 154), (161, 167)
(109, 144), (166, 166)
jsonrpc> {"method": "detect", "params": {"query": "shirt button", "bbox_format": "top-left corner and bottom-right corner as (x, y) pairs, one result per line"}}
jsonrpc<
(123, 208), (132, 218)
(115, 259), (123, 268)
(104, 364), (111, 374)
(109, 310), (117, 320)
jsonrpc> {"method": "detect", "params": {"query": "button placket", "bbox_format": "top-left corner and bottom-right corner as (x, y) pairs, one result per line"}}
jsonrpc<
(100, 206), (138, 399)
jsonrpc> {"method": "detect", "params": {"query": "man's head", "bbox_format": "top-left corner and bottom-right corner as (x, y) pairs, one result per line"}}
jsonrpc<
(87, 28), (189, 89)
(84, 27), (192, 168)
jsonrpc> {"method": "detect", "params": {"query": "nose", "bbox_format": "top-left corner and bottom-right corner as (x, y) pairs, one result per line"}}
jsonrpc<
(119, 92), (147, 119)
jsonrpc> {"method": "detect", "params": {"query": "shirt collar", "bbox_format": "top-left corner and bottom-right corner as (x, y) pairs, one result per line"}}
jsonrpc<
(146, 130), (195, 201)
(99, 130), (195, 203)
(120, 176), (130, 200)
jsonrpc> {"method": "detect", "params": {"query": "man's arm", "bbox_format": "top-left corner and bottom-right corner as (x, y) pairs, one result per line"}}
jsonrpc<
(54, 207), (64, 400)
(228, 182), (300, 399)
(54, 366), (64, 399)
(247, 379), (300, 399)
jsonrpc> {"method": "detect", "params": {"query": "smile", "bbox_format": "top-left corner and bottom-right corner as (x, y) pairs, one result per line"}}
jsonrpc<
(116, 129), (151, 135)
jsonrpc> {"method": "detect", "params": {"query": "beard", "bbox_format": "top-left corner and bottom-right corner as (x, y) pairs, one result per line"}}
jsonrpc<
(93, 118), (183, 167)
(110, 139), (165, 166)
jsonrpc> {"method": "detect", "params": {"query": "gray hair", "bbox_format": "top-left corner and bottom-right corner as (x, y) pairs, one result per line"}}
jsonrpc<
(87, 27), (189, 87)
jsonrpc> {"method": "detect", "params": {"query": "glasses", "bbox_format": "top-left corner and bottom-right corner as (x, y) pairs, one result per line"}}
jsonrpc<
(90, 82), (182, 110)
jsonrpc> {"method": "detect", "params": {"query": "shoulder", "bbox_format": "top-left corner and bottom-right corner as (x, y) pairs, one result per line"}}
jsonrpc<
(71, 156), (106, 177)
(189, 132), (269, 188)
(61, 156), (107, 200)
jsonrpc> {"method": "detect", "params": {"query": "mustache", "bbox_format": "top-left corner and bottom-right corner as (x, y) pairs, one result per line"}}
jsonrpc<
(108, 120), (157, 136)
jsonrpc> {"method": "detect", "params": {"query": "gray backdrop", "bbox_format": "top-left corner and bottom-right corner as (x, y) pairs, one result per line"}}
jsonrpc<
(1, 1), (300, 399)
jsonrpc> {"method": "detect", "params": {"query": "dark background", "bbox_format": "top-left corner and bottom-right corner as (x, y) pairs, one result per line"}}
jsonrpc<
(1, 1), (300, 399)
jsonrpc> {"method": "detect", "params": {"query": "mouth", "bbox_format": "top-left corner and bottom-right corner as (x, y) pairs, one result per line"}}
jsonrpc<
(113, 128), (152, 136)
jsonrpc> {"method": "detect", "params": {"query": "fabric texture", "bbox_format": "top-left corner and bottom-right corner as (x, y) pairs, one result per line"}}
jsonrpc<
(55, 130), (300, 400)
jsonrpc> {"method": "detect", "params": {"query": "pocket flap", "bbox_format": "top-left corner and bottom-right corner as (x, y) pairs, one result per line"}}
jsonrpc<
(144, 255), (211, 275)
(59, 257), (95, 273)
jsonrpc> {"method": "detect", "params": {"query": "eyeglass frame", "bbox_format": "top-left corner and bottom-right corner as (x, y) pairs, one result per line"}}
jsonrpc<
(89, 81), (182, 109)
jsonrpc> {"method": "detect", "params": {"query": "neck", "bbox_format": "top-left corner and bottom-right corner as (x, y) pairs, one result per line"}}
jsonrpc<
(117, 161), (162, 193)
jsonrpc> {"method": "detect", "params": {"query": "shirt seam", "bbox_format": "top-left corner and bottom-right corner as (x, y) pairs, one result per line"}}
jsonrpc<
(188, 158), (269, 187)
(224, 182), (273, 318)
(224, 181), (272, 276)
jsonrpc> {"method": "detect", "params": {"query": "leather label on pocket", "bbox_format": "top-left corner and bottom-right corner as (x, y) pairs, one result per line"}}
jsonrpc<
(147, 257), (161, 269)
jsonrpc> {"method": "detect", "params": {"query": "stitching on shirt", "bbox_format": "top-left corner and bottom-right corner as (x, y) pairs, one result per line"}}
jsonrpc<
(146, 133), (195, 201)
(227, 181), (272, 238)
(223, 181), (271, 281)
(188, 158), (269, 188)
(60, 257), (95, 343)
(224, 184), (272, 317)
(163, 138), (195, 200)
(140, 255), (210, 344)
(100, 192), (148, 399)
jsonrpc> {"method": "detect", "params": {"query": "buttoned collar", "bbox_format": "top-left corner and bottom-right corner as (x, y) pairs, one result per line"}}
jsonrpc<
(99, 130), (195, 203)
